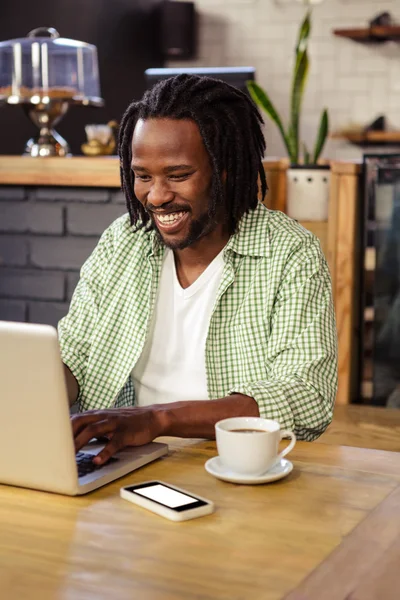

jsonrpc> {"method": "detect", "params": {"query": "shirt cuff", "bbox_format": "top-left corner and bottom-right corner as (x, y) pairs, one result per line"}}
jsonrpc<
(229, 380), (333, 441)
(228, 381), (295, 430)
(59, 345), (86, 406)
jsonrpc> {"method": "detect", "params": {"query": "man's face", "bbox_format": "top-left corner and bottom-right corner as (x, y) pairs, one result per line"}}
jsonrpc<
(131, 117), (218, 250)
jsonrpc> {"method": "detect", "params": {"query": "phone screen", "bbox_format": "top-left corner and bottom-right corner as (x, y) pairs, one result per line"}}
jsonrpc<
(125, 482), (208, 512)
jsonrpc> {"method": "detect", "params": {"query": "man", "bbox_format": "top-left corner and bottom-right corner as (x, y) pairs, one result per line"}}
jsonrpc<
(61, 74), (337, 465)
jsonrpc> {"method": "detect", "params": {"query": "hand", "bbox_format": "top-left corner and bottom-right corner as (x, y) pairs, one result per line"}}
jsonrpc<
(71, 407), (164, 465)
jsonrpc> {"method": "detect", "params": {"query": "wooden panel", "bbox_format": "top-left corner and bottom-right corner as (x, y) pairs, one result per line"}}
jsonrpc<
(334, 173), (360, 405)
(262, 158), (289, 212)
(284, 485), (400, 600)
(300, 221), (328, 257)
(0, 156), (121, 187)
(327, 170), (339, 299)
(348, 537), (400, 600)
(331, 161), (362, 176)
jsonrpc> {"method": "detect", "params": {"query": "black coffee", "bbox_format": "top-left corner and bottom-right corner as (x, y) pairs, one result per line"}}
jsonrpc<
(230, 429), (267, 433)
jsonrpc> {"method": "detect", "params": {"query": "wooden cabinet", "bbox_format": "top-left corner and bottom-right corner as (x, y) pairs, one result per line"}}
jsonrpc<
(263, 159), (362, 405)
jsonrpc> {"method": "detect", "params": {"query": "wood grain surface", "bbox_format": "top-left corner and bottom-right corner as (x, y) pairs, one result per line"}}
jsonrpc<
(0, 156), (122, 187)
(0, 156), (288, 189)
(333, 171), (360, 405)
(318, 405), (400, 452)
(1, 437), (400, 600)
(284, 485), (400, 599)
(300, 220), (328, 257)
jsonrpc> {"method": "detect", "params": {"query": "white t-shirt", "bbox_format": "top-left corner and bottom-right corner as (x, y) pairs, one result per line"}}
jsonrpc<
(132, 248), (224, 406)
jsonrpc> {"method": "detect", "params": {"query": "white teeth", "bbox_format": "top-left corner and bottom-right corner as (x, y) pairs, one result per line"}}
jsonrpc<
(156, 211), (185, 224)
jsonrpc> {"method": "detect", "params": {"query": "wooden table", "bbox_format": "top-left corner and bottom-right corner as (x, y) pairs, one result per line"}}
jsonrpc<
(1, 438), (400, 600)
(317, 404), (400, 452)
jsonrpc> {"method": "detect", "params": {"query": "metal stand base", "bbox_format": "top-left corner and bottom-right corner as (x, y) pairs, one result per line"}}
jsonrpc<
(23, 100), (70, 157)
(24, 128), (70, 157)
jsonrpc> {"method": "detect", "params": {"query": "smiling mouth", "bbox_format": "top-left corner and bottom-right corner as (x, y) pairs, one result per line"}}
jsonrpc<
(153, 211), (189, 233)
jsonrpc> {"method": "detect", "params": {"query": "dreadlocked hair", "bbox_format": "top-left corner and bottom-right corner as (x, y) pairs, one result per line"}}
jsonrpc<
(118, 73), (267, 234)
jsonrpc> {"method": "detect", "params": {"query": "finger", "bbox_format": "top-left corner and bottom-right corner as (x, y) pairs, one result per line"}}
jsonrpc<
(94, 433), (114, 443)
(71, 412), (106, 437)
(93, 435), (124, 465)
(74, 420), (117, 453)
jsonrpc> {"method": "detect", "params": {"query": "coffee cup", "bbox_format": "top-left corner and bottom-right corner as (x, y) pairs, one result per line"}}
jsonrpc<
(215, 416), (296, 476)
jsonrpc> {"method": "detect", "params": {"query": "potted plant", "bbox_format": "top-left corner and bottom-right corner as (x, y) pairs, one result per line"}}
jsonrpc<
(247, 11), (330, 221)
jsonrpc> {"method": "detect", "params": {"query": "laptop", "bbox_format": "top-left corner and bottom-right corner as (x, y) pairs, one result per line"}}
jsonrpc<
(0, 320), (168, 495)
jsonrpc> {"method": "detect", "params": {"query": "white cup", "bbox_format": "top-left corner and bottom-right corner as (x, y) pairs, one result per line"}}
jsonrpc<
(215, 416), (296, 476)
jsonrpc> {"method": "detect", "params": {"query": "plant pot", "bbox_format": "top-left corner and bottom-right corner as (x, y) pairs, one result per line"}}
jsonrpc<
(286, 165), (330, 221)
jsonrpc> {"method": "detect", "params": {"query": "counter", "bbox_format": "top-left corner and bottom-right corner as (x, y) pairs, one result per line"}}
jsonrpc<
(0, 156), (121, 187)
(0, 156), (362, 405)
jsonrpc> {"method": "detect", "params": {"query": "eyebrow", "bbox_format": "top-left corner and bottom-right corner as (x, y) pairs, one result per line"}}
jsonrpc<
(131, 164), (193, 173)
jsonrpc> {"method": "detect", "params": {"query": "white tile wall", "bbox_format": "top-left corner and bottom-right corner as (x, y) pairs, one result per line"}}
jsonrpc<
(167, 0), (400, 160)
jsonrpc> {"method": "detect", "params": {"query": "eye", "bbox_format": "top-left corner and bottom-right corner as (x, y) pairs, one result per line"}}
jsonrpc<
(134, 174), (151, 182)
(169, 173), (192, 181)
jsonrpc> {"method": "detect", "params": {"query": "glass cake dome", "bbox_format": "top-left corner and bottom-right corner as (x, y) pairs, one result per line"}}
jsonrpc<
(0, 27), (104, 156)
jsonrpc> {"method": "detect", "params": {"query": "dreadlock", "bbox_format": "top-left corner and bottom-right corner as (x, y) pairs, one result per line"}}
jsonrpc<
(118, 74), (267, 234)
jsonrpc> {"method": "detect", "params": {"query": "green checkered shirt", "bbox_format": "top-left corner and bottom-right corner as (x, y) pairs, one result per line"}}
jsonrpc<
(58, 203), (337, 440)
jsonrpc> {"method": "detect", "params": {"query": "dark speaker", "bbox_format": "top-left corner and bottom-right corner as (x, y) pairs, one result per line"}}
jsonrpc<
(160, 1), (196, 59)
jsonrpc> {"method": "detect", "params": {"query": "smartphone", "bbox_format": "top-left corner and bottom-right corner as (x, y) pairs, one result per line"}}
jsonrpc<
(120, 480), (214, 521)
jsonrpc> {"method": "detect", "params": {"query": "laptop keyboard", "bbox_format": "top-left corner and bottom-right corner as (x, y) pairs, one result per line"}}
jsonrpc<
(76, 451), (117, 478)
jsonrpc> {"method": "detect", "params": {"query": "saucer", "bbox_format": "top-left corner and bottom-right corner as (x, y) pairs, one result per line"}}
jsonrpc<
(204, 456), (293, 485)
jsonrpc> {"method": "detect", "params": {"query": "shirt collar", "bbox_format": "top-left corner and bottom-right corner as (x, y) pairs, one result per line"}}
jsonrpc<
(225, 203), (271, 258)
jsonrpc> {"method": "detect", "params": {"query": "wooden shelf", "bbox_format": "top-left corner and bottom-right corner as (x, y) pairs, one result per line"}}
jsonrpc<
(0, 156), (290, 188)
(0, 156), (121, 187)
(334, 25), (400, 42)
(330, 131), (400, 146)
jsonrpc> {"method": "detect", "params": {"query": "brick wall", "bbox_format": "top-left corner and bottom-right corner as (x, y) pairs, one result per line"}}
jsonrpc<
(0, 186), (126, 327)
(168, 0), (400, 161)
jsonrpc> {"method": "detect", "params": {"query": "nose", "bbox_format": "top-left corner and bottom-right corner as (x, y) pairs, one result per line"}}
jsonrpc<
(147, 178), (174, 208)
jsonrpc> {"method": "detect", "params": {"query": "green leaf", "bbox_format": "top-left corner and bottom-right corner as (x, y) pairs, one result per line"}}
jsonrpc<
(246, 10), (323, 166)
(287, 124), (297, 164)
(313, 109), (329, 163)
(289, 48), (309, 164)
(246, 80), (295, 162)
(295, 11), (311, 56)
(303, 143), (311, 165)
(289, 11), (311, 165)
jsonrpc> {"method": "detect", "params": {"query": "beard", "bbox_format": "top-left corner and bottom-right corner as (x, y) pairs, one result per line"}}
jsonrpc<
(151, 208), (219, 251)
